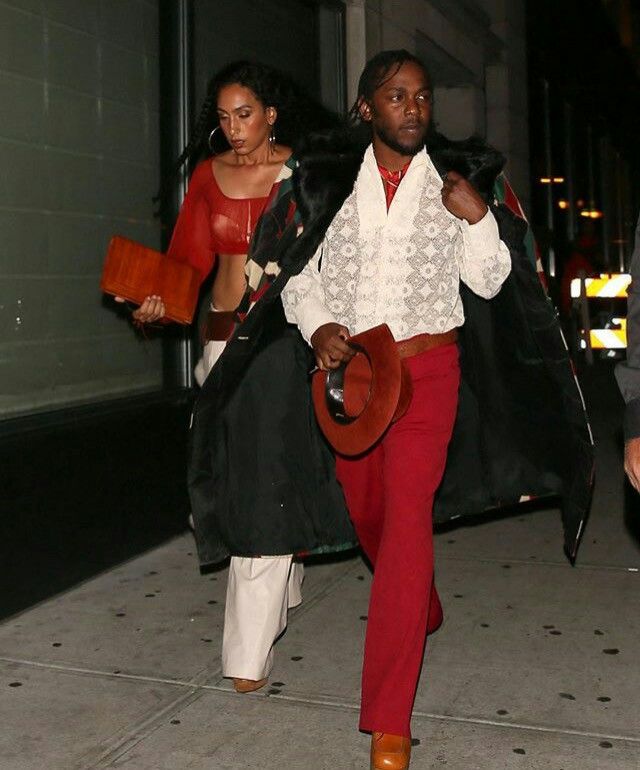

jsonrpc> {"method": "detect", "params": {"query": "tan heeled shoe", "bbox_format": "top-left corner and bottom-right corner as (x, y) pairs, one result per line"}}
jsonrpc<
(370, 732), (411, 770)
(232, 677), (268, 694)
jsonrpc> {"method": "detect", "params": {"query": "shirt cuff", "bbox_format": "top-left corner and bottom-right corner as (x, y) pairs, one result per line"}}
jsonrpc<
(296, 299), (337, 346)
(463, 209), (502, 256)
(624, 397), (640, 440)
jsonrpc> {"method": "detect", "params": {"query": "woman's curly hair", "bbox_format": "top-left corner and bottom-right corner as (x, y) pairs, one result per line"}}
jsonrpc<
(155, 60), (340, 207)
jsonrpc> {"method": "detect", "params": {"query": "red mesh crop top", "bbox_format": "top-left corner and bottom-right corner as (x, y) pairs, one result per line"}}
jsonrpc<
(167, 160), (271, 283)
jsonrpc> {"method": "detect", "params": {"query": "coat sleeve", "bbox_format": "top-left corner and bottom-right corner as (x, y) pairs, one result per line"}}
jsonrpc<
(615, 211), (640, 439)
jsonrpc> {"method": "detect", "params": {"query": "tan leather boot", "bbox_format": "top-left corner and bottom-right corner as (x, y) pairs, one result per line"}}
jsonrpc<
(370, 732), (411, 769)
(232, 677), (267, 693)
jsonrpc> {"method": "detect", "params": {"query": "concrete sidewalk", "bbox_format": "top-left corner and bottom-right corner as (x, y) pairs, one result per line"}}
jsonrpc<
(1, 378), (639, 769)
(1, 504), (638, 769)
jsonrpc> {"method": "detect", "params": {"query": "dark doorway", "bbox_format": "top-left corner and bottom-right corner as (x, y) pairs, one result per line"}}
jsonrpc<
(192, 0), (345, 111)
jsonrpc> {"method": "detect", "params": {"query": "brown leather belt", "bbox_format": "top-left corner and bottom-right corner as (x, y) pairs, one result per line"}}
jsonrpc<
(203, 310), (237, 342)
(396, 328), (458, 359)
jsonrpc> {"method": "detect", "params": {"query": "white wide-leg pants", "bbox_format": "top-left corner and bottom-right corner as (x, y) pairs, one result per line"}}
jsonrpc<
(196, 314), (304, 680)
(222, 557), (304, 680)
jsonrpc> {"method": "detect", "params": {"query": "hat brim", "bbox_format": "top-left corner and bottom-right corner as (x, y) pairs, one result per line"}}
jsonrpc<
(312, 324), (402, 456)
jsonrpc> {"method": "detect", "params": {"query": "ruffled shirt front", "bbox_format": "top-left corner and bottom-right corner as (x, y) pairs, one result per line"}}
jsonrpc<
(282, 144), (512, 343)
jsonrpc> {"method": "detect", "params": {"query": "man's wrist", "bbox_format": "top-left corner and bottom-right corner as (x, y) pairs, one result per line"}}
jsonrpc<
(465, 203), (489, 225)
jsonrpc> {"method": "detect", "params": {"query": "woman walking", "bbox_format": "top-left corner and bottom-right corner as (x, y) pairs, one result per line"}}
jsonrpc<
(131, 61), (353, 693)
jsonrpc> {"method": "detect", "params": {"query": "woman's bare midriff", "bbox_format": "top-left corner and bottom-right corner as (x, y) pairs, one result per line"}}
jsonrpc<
(212, 253), (248, 310)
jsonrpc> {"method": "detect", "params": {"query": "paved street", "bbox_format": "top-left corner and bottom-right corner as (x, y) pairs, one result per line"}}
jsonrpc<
(1, 363), (639, 769)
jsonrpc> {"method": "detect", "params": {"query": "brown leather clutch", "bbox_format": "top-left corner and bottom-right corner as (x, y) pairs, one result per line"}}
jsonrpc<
(100, 235), (200, 324)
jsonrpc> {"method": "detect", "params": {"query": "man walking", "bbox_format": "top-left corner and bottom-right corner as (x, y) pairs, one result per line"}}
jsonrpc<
(283, 50), (511, 769)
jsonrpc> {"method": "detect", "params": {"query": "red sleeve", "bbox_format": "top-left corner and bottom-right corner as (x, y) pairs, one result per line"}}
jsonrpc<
(167, 161), (215, 284)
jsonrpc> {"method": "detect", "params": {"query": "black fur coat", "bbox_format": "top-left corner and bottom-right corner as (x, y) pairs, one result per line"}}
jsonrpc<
(189, 130), (593, 565)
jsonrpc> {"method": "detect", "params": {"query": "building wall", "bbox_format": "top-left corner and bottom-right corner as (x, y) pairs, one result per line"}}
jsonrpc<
(0, 0), (531, 419)
(193, 0), (321, 109)
(344, 0), (530, 210)
(481, 0), (530, 212)
(0, 0), (162, 418)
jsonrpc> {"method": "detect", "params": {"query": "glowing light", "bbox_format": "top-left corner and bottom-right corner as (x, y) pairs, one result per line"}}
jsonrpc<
(580, 209), (603, 219)
(558, 199), (569, 210)
(552, 177), (565, 183)
(539, 177), (551, 184)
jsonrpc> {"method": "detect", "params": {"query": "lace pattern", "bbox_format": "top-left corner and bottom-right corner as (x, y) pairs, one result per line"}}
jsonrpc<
(282, 146), (511, 343)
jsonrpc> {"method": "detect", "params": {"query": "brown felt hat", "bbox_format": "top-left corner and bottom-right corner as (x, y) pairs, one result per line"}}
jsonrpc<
(312, 324), (412, 456)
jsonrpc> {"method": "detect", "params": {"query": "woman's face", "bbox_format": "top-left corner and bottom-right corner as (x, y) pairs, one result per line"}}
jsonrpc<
(216, 83), (275, 155)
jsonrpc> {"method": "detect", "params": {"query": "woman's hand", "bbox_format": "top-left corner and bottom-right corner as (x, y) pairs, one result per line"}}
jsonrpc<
(310, 322), (355, 370)
(115, 295), (166, 324)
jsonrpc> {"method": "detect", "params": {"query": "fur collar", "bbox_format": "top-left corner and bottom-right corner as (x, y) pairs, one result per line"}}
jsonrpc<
(280, 127), (505, 277)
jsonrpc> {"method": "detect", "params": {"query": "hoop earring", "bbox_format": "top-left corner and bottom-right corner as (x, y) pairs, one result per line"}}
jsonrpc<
(268, 125), (276, 154)
(208, 126), (221, 154)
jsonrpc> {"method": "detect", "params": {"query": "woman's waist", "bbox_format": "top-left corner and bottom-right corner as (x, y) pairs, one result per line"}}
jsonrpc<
(216, 253), (248, 271)
(212, 259), (247, 310)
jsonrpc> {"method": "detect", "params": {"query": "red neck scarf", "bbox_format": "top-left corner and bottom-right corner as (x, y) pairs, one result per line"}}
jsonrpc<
(377, 159), (412, 209)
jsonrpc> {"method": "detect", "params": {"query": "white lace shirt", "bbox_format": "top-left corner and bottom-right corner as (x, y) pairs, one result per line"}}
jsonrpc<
(282, 144), (512, 343)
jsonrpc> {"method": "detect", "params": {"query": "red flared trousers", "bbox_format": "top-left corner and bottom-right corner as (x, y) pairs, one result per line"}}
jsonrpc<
(336, 342), (460, 738)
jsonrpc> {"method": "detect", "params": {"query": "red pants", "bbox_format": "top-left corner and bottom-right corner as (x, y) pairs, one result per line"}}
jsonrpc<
(336, 343), (460, 738)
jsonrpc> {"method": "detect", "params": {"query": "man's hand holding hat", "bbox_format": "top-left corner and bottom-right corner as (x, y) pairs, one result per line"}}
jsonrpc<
(311, 322), (356, 370)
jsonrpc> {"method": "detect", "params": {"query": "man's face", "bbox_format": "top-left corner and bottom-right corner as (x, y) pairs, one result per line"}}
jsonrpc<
(361, 61), (432, 156)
